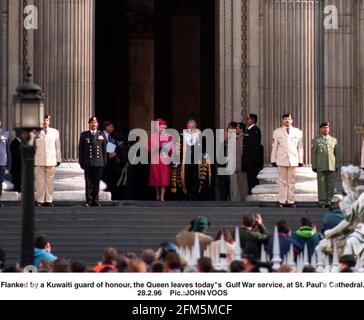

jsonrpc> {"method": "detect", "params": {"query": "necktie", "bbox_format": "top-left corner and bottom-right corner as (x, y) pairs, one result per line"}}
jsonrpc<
(287, 128), (290, 135)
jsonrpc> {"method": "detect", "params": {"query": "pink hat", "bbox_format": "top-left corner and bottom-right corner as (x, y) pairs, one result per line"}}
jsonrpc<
(156, 118), (167, 126)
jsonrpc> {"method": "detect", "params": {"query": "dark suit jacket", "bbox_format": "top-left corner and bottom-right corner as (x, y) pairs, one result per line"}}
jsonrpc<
(79, 131), (107, 169)
(10, 138), (21, 174)
(242, 125), (263, 169)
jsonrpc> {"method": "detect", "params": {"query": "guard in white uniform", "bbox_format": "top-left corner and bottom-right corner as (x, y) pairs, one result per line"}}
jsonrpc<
(271, 114), (304, 208)
(34, 115), (61, 206)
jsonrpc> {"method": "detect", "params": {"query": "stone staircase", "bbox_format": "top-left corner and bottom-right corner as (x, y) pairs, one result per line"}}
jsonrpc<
(0, 203), (327, 266)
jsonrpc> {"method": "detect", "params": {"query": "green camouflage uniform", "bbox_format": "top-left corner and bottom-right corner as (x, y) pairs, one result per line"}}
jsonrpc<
(311, 135), (339, 206)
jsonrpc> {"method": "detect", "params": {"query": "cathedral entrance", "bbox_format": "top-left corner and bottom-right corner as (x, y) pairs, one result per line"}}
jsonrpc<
(95, 0), (216, 134)
(95, 0), (216, 200)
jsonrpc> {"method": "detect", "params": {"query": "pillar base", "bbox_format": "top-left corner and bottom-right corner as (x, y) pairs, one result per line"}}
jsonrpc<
(246, 167), (319, 202)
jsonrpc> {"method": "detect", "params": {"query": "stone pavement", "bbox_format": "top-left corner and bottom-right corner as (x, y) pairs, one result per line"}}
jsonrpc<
(0, 202), (327, 265)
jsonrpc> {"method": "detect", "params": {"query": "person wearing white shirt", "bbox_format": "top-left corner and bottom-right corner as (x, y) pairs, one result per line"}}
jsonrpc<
(34, 115), (61, 207)
(271, 114), (304, 208)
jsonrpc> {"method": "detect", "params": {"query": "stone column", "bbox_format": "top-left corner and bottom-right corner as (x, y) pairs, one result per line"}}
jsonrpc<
(247, 0), (260, 117)
(324, 0), (356, 165)
(232, 0), (242, 122)
(2, 0), (23, 130)
(356, 0), (364, 166)
(33, 0), (94, 161)
(216, 0), (243, 128)
(261, 0), (322, 164)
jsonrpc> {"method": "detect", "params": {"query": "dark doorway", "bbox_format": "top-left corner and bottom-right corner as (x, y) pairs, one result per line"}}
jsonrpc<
(95, 0), (129, 132)
(155, 0), (216, 131)
(95, 0), (216, 133)
(95, 0), (216, 201)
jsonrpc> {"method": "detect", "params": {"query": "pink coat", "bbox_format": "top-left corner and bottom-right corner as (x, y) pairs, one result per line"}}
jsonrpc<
(149, 134), (173, 187)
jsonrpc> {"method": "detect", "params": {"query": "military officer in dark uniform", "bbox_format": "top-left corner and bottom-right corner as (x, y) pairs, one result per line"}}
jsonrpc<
(79, 117), (107, 207)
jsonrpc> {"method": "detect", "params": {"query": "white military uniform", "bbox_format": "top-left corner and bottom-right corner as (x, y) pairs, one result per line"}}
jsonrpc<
(271, 126), (304, 204)
(34, 128), (61, 204)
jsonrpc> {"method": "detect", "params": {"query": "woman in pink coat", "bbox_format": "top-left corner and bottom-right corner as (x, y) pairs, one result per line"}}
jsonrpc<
(149, 119), (173, 202)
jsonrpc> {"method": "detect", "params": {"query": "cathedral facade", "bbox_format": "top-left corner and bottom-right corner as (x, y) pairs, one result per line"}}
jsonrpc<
(0, 0), (363, 166)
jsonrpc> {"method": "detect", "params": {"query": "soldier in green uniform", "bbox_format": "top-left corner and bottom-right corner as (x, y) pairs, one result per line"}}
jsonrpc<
(311, 122), (339, 208)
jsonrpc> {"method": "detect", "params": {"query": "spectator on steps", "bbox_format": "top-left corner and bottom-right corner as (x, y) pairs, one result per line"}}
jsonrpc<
(242, 242), (273, 273)
(278, 265), (295, 273)
(157, 242), (178, 261)
(93, 248), (118, 272)
(198, 257), (214, 273)
(236, 213), (269, 249)
(208, 229), (235, 261)
(53, 259), (71, 273)
(70, 261), (87, 273)
(230, 260), (245, 273)
(267, 220), (302, 260)
(302, 266), (317, 273)
(142, 250), (157, 272)
(152, 261), (164, 273)
(242, 242), (260, 272)
(128, 259), (147, 273)
(116, 256), (129, 273)
(176, 216), (214, 254)
(339, 255), (358, 273)
(164, 252), (183, 272)
(322, 195), (345, 234)
(38, 260), (54, 273)
(292, 218), (320, 258)
(34, 236), (57, 269)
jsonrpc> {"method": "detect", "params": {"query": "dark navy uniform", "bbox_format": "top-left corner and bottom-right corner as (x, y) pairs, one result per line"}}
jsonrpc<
(79, 130), (107, 205)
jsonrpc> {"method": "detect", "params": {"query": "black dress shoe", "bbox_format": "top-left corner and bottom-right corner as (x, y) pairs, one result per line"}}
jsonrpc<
(279, 203), (286, 208)
(287, 204), (297, 208)
(45, 203), (55, 207)
(84, 202), (91, 207)
(91, 202), (101, 207)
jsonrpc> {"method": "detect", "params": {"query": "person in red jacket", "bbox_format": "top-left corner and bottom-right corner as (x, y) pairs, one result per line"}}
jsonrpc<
(149, 119), (173, 202)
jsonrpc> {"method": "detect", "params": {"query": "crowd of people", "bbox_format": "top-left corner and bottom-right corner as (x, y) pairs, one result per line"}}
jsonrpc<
(0, 197), (360, 273)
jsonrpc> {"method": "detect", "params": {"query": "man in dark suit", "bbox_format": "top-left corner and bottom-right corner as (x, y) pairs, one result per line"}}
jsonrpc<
(242, 114), (263, 194)
(101, 120), (116, 193)
(79, 117), (107, 207)
(10, 130), (24, 192)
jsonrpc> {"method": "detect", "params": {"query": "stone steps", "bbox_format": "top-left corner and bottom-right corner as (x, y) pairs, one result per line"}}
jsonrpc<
(0, 204), (327, 266)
